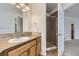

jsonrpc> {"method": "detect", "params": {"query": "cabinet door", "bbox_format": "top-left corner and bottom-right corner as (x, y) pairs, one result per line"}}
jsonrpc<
(37, 38), (41, 56)
(20, 51), (29, 56)
(8, 40), (36, 56)
(29, 45), (37, 56)
(37, 42), (41, 56)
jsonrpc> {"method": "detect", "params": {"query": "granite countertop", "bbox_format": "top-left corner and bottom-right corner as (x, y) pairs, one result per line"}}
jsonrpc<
(0, 32), (41, 54)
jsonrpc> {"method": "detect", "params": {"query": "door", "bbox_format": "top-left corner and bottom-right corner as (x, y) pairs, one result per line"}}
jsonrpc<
(15, 16), (23, 32)
(71, 24), (74, 39)
(58, 4), (64, 56)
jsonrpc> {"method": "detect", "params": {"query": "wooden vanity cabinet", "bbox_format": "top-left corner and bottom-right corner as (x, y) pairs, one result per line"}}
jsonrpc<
(37, 38), (41, 56)
(29, 45), (37, 56)
(8, 37), (41, 56)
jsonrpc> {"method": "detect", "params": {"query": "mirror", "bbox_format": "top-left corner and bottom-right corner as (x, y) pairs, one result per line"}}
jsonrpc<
(0, 3), (24, 34)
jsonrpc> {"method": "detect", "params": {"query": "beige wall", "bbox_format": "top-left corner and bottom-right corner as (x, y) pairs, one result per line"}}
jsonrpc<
(23, 3), (46, 55)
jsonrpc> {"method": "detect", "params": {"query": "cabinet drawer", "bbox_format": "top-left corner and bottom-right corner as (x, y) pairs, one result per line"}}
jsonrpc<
(8, 40), (36, 56)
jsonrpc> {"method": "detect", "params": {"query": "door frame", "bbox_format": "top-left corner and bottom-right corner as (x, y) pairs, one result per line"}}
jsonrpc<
(58, 4), (64, 56)
(46, 15), (58, 51)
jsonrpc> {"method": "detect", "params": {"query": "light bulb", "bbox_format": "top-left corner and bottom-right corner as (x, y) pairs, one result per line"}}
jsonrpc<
(20, 3), (25, 7)
(22, 9), (26, 12)
(16, 5), (21, 9)
(25, 6), (30, 11)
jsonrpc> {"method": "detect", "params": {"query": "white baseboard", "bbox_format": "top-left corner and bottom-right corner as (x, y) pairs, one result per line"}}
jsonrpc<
(46, 46), (57, 51)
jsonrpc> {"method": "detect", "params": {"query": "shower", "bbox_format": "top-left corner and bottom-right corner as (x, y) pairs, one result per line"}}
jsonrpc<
(46, 3), (58, 56)
(46, 15), (57, 51)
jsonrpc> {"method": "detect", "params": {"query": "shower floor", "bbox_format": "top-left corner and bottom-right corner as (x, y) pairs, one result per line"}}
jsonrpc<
(47, 48), (58, 56)
(47, 41), (57, 56)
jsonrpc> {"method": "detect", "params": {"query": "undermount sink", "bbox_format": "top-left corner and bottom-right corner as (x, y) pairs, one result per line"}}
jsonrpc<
(8, 37), (30, 43)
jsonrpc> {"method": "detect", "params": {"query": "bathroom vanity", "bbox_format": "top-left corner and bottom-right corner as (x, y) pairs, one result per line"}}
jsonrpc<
(0, 32), (41, 56)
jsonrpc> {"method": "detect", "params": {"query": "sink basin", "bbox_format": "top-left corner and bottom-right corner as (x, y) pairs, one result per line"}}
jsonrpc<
(8, 37), (30, 43)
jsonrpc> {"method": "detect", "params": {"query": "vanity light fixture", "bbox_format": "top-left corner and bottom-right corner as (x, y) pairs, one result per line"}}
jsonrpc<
(16, 3), (30, 12)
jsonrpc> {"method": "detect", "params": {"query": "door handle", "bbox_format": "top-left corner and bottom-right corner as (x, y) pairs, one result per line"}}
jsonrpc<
(56, 33), (62, 36)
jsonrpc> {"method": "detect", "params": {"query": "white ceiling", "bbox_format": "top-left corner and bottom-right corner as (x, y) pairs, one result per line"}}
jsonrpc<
(65, 3), (79, 18)
(46, 3), (57, 14)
